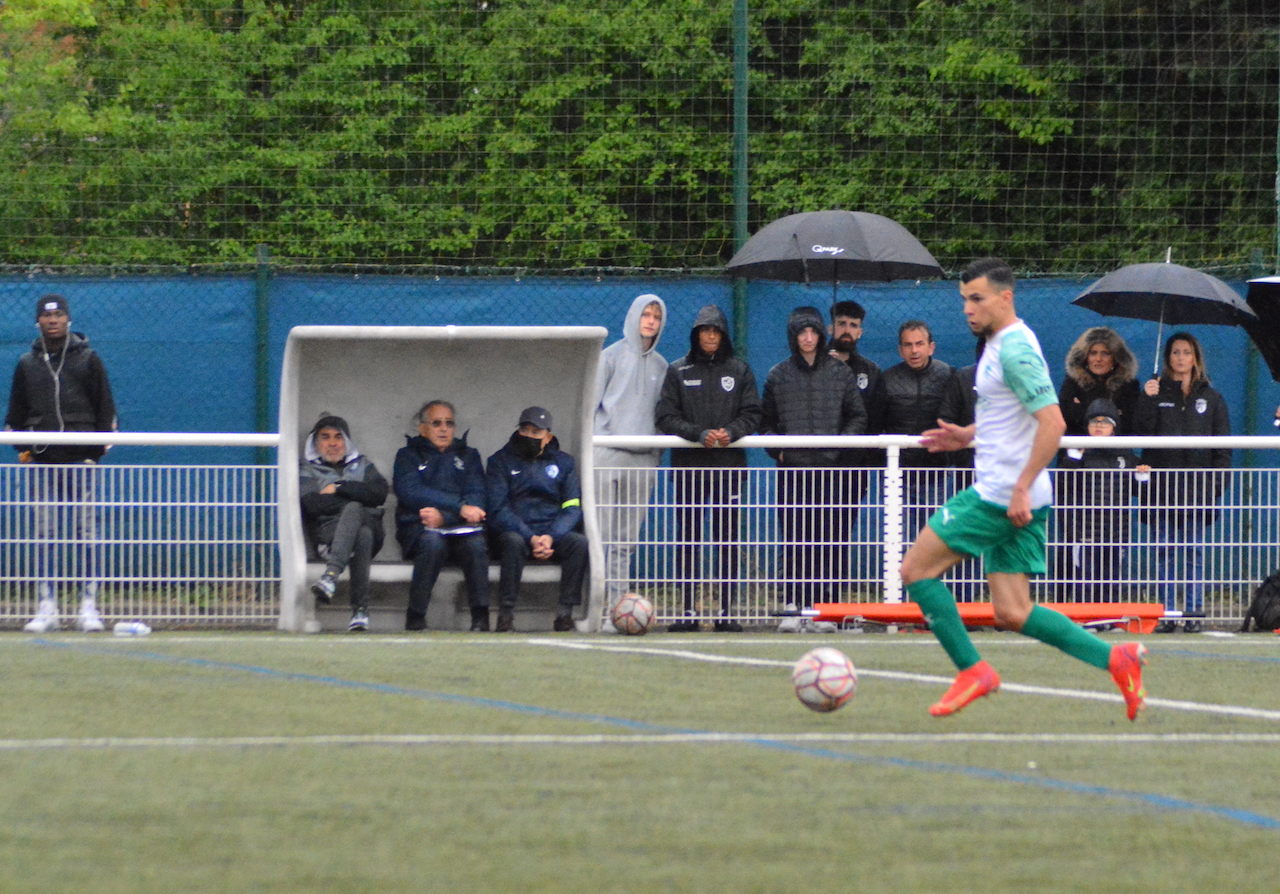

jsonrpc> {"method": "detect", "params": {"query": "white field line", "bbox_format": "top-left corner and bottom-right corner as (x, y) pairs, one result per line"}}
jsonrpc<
(529, 639), (1280, 723)
(3, 732), (1280, 751)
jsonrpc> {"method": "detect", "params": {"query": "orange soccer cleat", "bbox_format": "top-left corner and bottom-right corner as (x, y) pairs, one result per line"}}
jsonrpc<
(930, 660), (1001, 717)
(1109, 642), (1149, 721)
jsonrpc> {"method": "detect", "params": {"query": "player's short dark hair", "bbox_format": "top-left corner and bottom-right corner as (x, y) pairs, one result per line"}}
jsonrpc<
(960, 257), (1015, 292)
(830, 300), (866, 323)
(898, 319), (932, 343)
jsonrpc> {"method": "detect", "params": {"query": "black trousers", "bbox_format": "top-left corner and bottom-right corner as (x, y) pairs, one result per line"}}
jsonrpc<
(495, 530), (588, 611)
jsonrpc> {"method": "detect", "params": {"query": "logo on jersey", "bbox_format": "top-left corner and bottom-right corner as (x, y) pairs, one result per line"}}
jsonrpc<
(857, 373), (868, 390)
(453, 457), (465, 471)
(720, 376), (735, 392)
(1195, 398), (1207, 414)
(546, 464), (560, 479)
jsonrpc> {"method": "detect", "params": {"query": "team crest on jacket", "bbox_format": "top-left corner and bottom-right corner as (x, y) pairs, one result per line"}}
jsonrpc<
(720, 376), (735, 392)
(1195, 398), (1207, 414)
(857, 373), (868, 390)
(453, 456), (465, 470)
(546, 464), (560, 479)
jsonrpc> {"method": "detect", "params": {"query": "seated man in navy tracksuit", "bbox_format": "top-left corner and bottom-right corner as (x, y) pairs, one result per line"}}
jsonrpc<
(485, 406), (588, 632)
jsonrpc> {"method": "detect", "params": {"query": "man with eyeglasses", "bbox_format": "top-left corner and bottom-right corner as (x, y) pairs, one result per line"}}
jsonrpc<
(393, 400), (491, 632)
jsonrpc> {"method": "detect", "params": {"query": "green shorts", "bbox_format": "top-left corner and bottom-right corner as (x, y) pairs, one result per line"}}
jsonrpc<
(926, 486), (1049, 575)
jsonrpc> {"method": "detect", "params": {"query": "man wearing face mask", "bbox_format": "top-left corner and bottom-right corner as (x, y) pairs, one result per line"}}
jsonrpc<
(485, 407), (588, 632)
(6, 294), (117, 634)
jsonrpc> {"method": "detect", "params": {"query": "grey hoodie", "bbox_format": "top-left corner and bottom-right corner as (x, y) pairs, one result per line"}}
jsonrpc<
(593, 294), (668, 461)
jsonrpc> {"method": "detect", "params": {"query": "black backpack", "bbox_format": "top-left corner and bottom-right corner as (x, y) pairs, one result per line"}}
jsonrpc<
(1240, 570), (1280, 632)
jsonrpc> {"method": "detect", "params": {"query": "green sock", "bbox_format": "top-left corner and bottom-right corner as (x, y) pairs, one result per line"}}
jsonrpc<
(1020, 604), (1111, 670)
(907, 579), (981, 671)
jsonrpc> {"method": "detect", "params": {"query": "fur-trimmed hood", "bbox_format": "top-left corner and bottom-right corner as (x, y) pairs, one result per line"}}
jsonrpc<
(1064, 327), (1138, 392)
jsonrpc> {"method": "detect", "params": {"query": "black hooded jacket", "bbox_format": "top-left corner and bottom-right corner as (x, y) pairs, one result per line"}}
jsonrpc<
(5, 331), (116, 463)
(655, 305), (762, 468)
(759, 307), (866, 467)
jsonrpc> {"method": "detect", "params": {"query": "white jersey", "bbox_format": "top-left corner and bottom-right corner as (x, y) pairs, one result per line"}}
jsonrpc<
(972, 319), (1058, 509)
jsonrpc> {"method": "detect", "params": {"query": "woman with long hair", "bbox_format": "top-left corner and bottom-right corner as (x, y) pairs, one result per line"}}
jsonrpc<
(1132, 332), (1231, 632)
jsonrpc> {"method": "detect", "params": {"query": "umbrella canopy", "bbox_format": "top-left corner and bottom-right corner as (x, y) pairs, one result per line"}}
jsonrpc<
(1244, 277), (1280, 382)
(1071, 261), (1255, 374)
(725, 210), (943, 286)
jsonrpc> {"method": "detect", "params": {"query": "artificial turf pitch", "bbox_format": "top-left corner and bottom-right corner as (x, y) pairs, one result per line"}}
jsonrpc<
(1, 629), (1277, 893)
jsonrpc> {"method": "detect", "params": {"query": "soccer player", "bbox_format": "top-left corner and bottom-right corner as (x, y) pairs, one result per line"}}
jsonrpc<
(899, 257), (1148, 721)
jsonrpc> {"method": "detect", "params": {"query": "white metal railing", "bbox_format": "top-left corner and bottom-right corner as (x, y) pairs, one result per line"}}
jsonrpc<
(0, 432), (280, 628)
(595, 434), (1280, 627)
(3, 431), (1278, 630)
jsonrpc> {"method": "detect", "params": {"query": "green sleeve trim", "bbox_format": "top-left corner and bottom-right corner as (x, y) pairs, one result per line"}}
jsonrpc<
(562, 498), (581, 509)
(1000, 332), (1057, 414)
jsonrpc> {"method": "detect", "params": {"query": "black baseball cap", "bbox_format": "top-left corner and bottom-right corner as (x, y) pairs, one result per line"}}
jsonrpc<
(518, 406), (552, 430)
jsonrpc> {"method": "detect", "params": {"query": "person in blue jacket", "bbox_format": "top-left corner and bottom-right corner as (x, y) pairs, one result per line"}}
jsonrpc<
(394, 400), (491, 632)
(485, 406), (588, 632)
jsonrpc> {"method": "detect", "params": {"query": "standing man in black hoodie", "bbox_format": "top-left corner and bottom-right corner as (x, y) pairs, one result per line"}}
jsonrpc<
(655, 305), (762, 632)
(761, 307), (866, 624)
(7, 294), (117, 634)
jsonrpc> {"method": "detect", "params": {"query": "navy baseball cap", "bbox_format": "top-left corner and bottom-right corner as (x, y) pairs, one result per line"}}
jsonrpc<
(518, 406), (552, 430)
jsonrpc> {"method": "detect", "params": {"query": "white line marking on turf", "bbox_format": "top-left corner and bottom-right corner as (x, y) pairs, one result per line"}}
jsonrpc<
(3, 732), (1280, 751)
(529, 639), (1280, 723)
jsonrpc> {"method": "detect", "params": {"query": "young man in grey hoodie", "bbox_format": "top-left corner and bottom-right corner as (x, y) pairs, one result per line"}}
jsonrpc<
(593, 294), (667, 620)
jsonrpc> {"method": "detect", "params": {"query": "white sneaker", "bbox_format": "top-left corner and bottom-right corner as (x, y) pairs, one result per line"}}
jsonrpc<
(24, 610), (60, 633)
(78, 607), (105, 633)
(600, 619), (619, 635)
(806, 620), (838, 634)
(777, 616), (803, 633)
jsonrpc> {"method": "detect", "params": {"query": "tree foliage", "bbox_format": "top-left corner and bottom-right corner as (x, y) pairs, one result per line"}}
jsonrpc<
(0, 0), (1275, 273)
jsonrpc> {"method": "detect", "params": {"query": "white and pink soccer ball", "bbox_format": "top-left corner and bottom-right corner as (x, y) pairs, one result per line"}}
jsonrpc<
(791, 647), (858, 712)
(611, 593), (655, 636)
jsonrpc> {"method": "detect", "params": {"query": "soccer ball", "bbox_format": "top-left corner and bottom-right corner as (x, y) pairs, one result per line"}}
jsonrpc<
(791, 647), (858, 713)
(611, 593), (655, 636)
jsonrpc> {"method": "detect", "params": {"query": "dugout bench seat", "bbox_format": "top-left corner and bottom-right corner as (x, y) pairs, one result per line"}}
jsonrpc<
(277, 325), (608, 633)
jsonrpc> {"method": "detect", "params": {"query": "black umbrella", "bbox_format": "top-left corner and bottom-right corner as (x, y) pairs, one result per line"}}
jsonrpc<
(725, 210), (943, 297)
(1244, 277), (1280, 382)
(1071, 261), (1256, 375)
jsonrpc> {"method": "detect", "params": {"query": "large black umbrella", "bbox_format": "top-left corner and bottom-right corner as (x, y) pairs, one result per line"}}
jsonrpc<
(1244, 277), (1280, 382)
(1071, 261), (1256, 375)
(725, 210), (943, 296)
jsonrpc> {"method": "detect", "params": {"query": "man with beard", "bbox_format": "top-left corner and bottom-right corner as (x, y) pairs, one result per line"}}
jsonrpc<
(901, 257), (1148, 721)
(485, 407), (587, 632)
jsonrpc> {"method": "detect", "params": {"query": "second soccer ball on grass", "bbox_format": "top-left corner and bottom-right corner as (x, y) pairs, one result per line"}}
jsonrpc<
(611, 593), (655, 636)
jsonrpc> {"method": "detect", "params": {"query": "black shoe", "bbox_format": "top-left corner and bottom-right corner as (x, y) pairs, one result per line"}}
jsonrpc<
(1183, 619), (1203, 633)
(714, 619), (744, 633)
(1153, 620), (1177, 634)
(553, 614), (575, 632)
(405, 612), (427, 632)
(667, 619), (700, 632)
(470, 609), (490, 633)
(495, 610), (515, 633)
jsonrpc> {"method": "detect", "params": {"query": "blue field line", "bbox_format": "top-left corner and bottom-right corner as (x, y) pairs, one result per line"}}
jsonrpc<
(34, 638), (1280, 833)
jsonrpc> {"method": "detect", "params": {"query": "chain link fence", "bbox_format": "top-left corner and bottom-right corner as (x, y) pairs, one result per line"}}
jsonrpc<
(0, 2), (1276, 273)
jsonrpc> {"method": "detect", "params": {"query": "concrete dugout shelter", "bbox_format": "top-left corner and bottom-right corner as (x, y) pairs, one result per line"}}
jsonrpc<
(277, 325), (608, 633)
